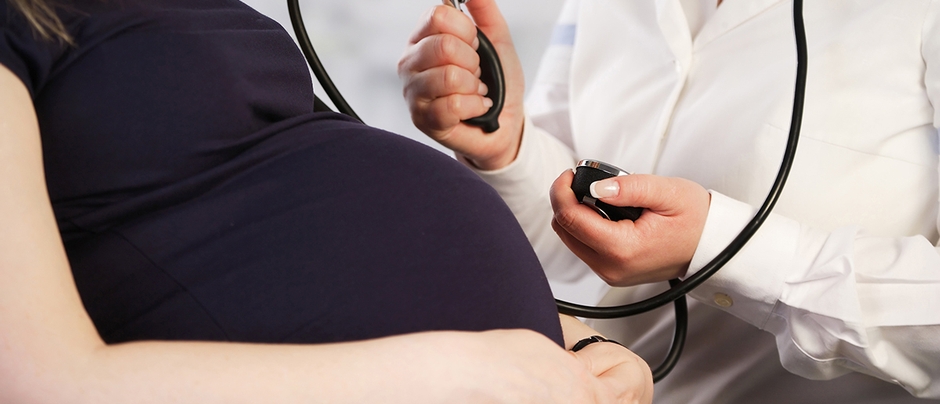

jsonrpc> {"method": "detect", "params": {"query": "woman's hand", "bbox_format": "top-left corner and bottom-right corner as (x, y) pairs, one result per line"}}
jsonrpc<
(406, 328), (650, 403)
(397, 0), (526, 170)
(549, 170), (711, 286)
(560, 315), (654, 404)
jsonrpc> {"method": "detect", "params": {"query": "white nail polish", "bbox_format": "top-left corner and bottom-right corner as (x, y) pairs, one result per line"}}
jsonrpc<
(590, 179), (619, 199)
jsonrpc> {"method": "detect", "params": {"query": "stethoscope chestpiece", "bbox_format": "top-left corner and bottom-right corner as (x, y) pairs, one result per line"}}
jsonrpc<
(571, 159), (643, 221)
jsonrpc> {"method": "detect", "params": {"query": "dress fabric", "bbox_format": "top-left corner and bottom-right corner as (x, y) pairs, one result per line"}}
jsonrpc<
(0, 0), (563, 346)
(470, 0), (940, 402)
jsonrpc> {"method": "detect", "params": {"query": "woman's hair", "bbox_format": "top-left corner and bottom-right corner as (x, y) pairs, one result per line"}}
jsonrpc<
(8, 0), (73, 43)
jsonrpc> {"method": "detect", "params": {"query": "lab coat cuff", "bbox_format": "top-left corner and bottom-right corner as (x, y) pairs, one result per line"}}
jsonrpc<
(460, 116), (576, 206)
(684, 191), (798, 329)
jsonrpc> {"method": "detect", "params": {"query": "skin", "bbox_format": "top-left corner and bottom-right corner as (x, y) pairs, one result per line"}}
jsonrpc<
(398, 0), (711, 286)
(550, 172), (710, 286)
(398, 0), (526, 170)
(0, 53), (652, 403)
(560, 315), (654, 404)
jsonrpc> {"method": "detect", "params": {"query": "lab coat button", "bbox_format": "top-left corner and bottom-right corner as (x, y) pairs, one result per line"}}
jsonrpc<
(714, 293), (733, 308)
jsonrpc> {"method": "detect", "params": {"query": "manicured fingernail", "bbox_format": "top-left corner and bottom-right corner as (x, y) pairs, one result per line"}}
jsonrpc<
(590, 179), (619, 199)
(472, 36), (480, 50)
(482, 97), (493, 108)
(478, 82), (488, 95)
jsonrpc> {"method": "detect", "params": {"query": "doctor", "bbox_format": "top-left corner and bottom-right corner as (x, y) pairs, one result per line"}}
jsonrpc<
(398, 0), (940, 402)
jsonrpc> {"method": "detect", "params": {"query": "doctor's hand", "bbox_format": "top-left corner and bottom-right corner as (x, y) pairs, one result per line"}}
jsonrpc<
(549, 170), (711, 286)
(398, 0), (526, 170)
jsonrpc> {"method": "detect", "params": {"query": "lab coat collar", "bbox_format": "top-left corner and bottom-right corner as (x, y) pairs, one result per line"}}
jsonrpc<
(655, 0), (694, 70)
(692, 0), (787, 50)
(654, 0), (787, 56)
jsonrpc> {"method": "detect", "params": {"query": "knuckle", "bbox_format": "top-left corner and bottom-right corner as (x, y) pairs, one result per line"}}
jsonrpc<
(425, 97), (460, 128)
(444, 94), (464, 116)
(664, 178), (683, 200)
(595, 269), (625, 285)
(401, 75), (417, 96)
(441, 65), (461, 92)
(437, 34), (462, 61)
(401, 79), (414, 99)
(396, 51), (413, 77)
(608, 246), (634, 264)
(401, 78), (428, 104)
(428, 5), (450, 30)
(552, 207), (579, 229)
(622, 176), (647, 199)
(410, 106), (435, 133)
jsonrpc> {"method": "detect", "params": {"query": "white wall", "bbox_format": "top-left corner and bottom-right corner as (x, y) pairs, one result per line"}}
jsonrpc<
(240, 0), (565, 154)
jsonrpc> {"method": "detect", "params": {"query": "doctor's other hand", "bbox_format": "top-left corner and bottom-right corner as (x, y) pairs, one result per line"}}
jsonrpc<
(549, 170), (711, 286)
(398, 0), (526, 170)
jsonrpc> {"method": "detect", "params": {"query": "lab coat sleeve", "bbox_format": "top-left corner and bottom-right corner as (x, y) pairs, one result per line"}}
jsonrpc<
(686, 192), (940, 398)
(683, 5), (940, 396)
(462, 0), (610, 303)
(463, 117), (585, 283)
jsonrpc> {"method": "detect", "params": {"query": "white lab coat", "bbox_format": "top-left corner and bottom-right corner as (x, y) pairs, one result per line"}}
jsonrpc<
(471, 0), (940, 402)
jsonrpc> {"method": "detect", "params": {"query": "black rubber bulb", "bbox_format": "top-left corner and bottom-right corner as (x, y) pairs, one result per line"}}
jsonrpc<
(465, 29), (505, 133)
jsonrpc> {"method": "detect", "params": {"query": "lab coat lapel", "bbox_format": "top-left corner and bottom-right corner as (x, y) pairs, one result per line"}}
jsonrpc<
(693, 0), (786, 50)
(655, 0), (693, 71)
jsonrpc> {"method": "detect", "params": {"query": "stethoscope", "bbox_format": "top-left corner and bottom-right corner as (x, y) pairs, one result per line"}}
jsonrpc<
(287, 0), (807, 382)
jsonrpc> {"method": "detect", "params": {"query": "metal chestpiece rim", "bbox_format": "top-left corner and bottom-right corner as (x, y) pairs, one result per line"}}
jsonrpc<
(576, 159), (630, 177)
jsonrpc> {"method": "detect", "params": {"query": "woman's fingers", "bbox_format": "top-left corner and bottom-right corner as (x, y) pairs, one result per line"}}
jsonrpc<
(573, 342), (654, 404)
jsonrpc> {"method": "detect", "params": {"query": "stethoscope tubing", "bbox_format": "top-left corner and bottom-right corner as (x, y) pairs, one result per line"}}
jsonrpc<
(289, 0), (806, 382)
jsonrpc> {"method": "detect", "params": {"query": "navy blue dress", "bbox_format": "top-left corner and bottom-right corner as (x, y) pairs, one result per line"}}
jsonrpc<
(0, 0), (563, 345)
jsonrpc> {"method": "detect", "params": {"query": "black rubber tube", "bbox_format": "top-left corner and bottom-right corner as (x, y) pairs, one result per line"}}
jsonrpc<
(287, 0), (362, 122)
(557, 0), (807, 382)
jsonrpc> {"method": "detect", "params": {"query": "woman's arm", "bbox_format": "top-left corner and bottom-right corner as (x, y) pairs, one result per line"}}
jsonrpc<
(0, 64), (642, 404)
(560, 314), (653, 404)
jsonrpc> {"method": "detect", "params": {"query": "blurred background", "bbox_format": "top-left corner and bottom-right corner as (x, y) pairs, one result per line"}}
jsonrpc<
(240, 0), (566, 154)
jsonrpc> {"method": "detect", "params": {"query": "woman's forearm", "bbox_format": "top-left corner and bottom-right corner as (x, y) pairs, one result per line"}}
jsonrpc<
(9, 328), (624, 404)
(79, 334), (446, 404)
(6, 330), (465, 403)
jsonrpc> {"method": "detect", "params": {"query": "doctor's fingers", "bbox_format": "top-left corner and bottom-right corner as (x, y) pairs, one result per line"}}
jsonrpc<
(407, 5), (479, 47)
(549, 171), (653, 283)
(550, 218), (646, 286)
(549, 170), (637, 247)
(399, 33), (482, 78)
(589, 174), (706, 217)
(403, 65), (487, 104)
(408, 93), (491, 139)
(461, 0), (513, 44)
